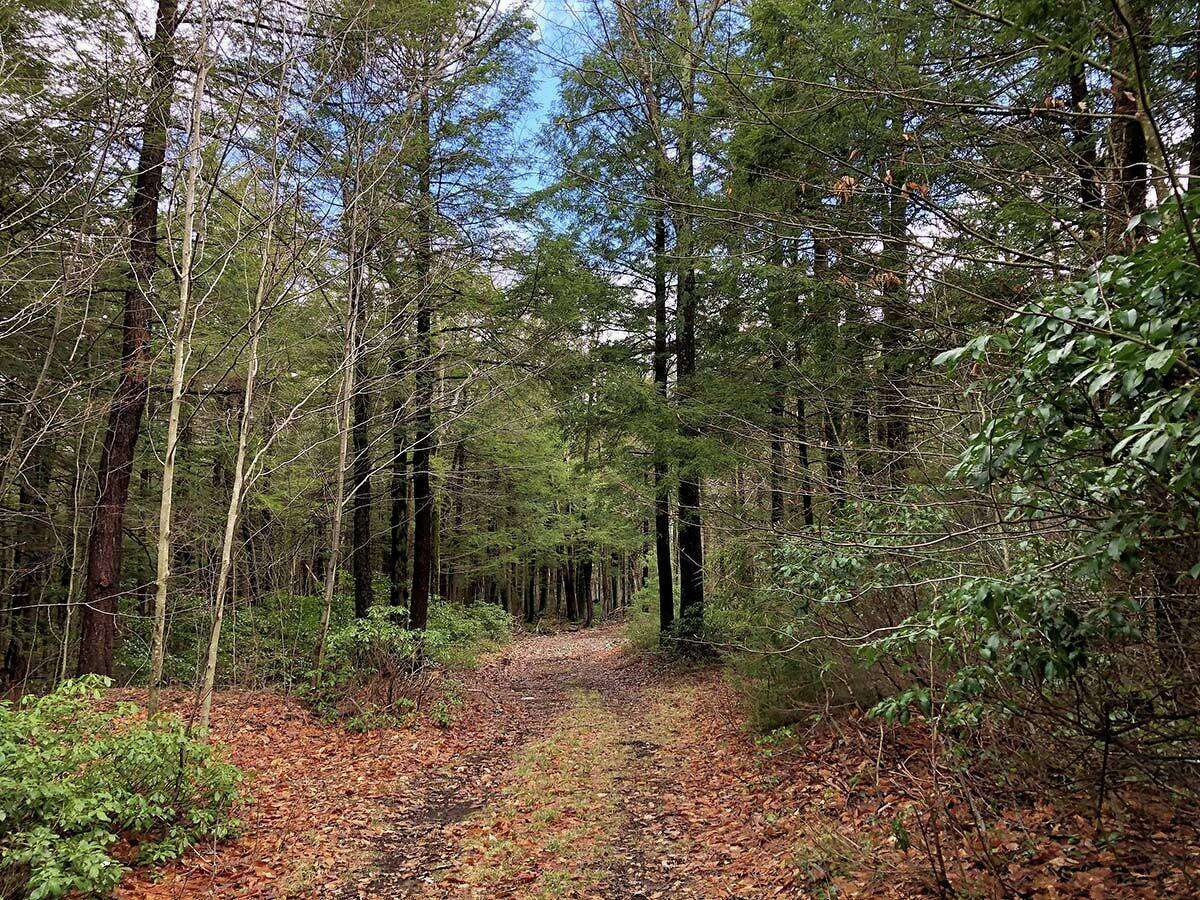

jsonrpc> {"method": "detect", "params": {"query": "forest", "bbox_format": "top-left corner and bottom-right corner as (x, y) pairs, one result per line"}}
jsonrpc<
(2, 0), (1200, 894)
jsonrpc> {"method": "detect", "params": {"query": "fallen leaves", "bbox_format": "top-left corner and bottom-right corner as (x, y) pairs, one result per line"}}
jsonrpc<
(107, 629), (1200, 899)
(113, 688), (472, 898)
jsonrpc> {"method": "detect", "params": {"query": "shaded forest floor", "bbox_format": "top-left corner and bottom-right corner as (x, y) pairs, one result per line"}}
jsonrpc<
(119, 627), (1199, 898)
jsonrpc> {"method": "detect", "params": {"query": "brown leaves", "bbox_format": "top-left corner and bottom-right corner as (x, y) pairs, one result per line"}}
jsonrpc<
(109, 632), (1200, 900)
(114, 689), (467, 899)
(833, 175), (858, 202)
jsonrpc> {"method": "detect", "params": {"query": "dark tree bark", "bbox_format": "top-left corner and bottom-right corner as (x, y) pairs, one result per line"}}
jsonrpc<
(447, 442), (466, 603)
(1108, 0), (1150, 246)
(524, 563), (536, 624)
(388, 348), (409, 608)
(563, 551), (578, 621)
(851, 383), (874, 486)
(1068, 60), (1101, 213)
(410, 86), (435, 632)
(811, 236), (844, 512)
(793, 238), (815, 527)
(4, 448), (51, 687)
(675, 36), (704, 644)
(610, 552), (620, 614)
(768, 243), (785, 527)
(579, 554), (594, 627)
(795, 396), (814, 527)
(652, 206), (674, 634)
(78, 0), (178, 675)
(1191, 10), (1200, 185)
(824, 400), (846, 509)
(350, 251), (373, 619)
(676, 262), (704, 641)
(879, 172), (910, 483)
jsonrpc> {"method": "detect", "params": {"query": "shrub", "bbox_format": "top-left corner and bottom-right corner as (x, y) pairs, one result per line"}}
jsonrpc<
(425, 600), (513, 665)
(714, 203), (1198, 789)
(0, 676), (241, 899)
(915, 199), (1200, 778)
(307, 601), (513, 722)
(716, 496), (953, 727)
(624, 581), (662, 650)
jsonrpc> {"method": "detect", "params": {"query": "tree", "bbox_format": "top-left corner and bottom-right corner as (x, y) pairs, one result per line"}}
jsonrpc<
(78, 0), (180, 676)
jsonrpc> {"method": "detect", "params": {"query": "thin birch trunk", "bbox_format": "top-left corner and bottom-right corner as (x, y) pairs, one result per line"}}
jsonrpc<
(315, 340), (355, 675)
(194, 37), (307, 726)
(314, 207), (361, 675)
(196, 206), (274, 730)
(148, 18), (209, 714)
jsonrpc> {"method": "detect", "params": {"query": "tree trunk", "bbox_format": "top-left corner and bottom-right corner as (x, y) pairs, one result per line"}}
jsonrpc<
(579, 554), (594, 627)
(1191, 9), (1200, 187)
(824, 401), (846, 510)
(388, 374), (409, 608)
(315, 287), (358, 673)
(795, 396), (814, 526)
(524, 563), (535, 624)
(674, 12), (704, 644)
(410, 85), (435, 632)
(879, 156), (910, 482)
(149, 27), (208, 713)
(196, 81), (282, 725)
(350, 253), (373, 619)
(1069, 60), (1101, 213)
(4, 447), (51, 688)
(78, 0), (179, 676)
(1108, 0), (1150, 247)
(652, 206), (674, 634)
(768, 243), (785, 527)
(563, 552), (578, 621)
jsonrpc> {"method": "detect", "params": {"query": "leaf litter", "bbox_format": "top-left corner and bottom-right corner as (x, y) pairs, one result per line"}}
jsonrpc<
(114, 628), (1200, 898)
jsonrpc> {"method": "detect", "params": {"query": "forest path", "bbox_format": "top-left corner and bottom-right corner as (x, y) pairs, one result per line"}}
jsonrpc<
(120, 627), (1191, 899)
(122, 627), (942, 899)
(354, 625), (706, 899)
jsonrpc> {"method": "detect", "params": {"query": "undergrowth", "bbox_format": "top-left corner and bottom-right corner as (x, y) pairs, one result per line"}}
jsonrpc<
(305, 600), (512, 726)
(0, 677), (241, 899)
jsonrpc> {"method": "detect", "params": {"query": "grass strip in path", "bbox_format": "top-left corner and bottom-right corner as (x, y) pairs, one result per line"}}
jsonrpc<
(446, 690), (632, 898)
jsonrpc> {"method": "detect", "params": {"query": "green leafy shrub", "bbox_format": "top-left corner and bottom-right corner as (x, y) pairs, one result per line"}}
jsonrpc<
(719, 496), (953, 727)
(307, 601), (512, 722)
(938, 200), (1200, 589)
(0, 676), (241, 899)
(624, 581), (663, 650)
(862, 547), (1140, 726)
(850, 198), (1200, 776)
(425, 600), (513, 665)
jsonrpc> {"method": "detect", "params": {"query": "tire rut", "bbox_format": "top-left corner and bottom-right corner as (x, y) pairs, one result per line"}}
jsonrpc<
(340, 627), (641, 899)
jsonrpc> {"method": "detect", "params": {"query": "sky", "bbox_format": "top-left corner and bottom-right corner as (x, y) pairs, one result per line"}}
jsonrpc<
(512, 0), (589, 192)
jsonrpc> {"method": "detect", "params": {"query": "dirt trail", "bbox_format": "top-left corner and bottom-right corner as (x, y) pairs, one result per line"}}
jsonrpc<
(352, 626), (695, 899)
(122, 627), (1200, 898)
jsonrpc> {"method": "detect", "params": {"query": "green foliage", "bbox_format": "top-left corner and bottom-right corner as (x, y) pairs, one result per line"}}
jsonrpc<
(429, 687), (463, 728)
(825, 203), (1200, 743)
(724, 492), (1147, 737)
(118, 591), (349, 690)
(861, 201), (1200, 764)
(425, 601), (513, 664)
(864, 549), (1140, 726)
(0, 677), (241, 899)
(307, 601), (512, 720)
(719, 497), (948, 727)
(624, 581), (663, 651)
(941, 202), (1200, 581)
